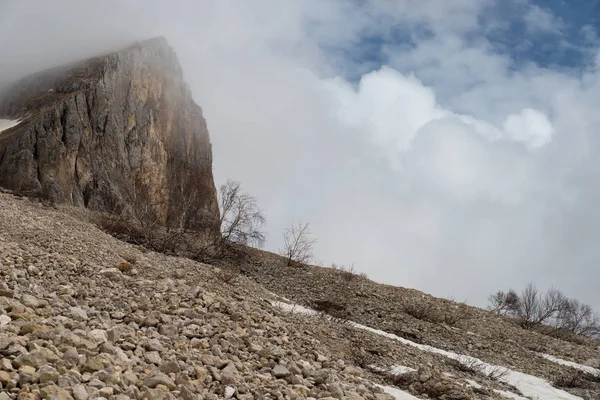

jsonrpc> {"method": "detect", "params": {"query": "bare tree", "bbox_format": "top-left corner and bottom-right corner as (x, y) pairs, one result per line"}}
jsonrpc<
(280, 221), (317, 267)
(488, 289), (519, 315)
(553, 299), (600, 338)
(488, 283), (600, 338)
(218, 180), (266, 248)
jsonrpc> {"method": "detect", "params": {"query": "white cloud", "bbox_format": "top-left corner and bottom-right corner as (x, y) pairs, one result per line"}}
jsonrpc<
(503, 108), (554, 149)
(1, 0), (600, 309)
(523, 5), (564, 34)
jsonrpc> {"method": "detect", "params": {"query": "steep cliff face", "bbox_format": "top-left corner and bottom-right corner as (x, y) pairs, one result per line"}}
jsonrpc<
(0, 37), (219, 231)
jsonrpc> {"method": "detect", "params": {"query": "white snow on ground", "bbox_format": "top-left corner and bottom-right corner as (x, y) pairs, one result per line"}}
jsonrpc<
(540, 353), (600, 376)
(465, 379), (482, 389)
(374, 384), (422, 400)
(0, 119), (20, 134)
(273, 301), (584, 400)
(465, 379), (528, 399)
(494, 389), (529, 399)
(391, 365), (416, 375)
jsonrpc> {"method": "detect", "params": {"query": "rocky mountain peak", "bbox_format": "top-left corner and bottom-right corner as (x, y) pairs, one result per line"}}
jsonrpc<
(0, 37), (219, 232)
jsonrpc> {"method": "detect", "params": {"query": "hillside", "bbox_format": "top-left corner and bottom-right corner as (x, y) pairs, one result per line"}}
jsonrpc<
(0, 191), (599, 400)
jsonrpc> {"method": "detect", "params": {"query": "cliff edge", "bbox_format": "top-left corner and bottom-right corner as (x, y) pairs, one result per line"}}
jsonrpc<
(0, 37), (219, 231)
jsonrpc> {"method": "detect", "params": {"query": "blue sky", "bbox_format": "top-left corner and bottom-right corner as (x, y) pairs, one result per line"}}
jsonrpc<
(318, 0), (600, 84)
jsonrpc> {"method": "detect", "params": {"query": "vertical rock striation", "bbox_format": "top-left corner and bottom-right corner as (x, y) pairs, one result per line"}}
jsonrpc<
(0, 37), (219, 231)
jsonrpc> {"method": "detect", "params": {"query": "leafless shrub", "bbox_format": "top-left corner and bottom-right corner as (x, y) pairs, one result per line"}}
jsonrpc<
(552, 299), (600, 338)
(280, 221), (317, 267)
(448, 356), (508, 381)
(218, 180), (266, 248)
(332, 262), (363, 281)
(385, 368), (457, 398)
(553, 370), (600, 390)
(97, 176), (267, 263)
(401, 298), (469, 327)
(488, 283), (600, 338)
(312, 299), (349, 321)
(442, 307), (470, 326)
(486, 366), (510, 381)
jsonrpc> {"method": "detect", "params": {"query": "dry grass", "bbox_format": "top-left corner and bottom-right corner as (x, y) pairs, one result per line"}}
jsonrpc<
(401, 297), (471, 327)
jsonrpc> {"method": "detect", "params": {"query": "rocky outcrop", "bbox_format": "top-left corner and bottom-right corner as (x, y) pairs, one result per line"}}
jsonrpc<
(0, 37), (219, 230)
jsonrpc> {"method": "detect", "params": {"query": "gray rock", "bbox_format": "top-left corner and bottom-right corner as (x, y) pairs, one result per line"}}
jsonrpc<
(20, 294), (47, 308)
(272, 365), (291, 378)
(0, 314), (10, 326)
(70, 307), (88, 321)
(145, 351), (162, 365)
(72, 384), (89, 400)
(38, 365), (60, 384)
(158, 324), (179, 337)
(159, 361), (181, 374)
(224, 386), (236, 399)
(143, 372), (176, 390)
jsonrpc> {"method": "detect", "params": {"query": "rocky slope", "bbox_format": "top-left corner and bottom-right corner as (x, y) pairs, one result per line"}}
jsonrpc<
(1, 192), (600, 399)
(0, 38), (218, 231)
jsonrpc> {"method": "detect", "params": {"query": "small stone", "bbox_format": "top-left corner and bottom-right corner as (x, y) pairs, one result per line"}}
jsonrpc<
(70, 307), (88, 321)
(20, 294), (47, 308)
(174, 269), (185, 279)
(272, 365), (290, 378)
(63, 347), (80, 366)
(100, 267), (121, 276)
(0, 370), (12, 385)
(99, 387), (114, 397)
(145, 351), (162, 364)
(143, 316), (159, 327)
(0, 314), (11, 326)
(19, 365), (36, 375)
(87, 329), (107, 343)
(158, 324), (178, 337)
(224, 387), (235, 399)
(328, 383), (344, 399)
(82, 356), (104, 372)
(159, 361), (180, 374)
(141, 388), (165, 400)
(0, 358), (12, 370)
(38, 365), (60, 384)
(143, 373), (176, 390)
(72, 385), (89, 400)
(40, 385), (74, 400)
(107, 328), (120, 342)
(122, 369), (138, 386)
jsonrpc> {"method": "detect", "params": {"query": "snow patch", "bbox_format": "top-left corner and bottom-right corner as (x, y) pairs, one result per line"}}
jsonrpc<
(273, 301), (584, 400)
(465, 379), (482, 389)
(494, 389), (529, 399)
(540, 353), (600, 376)
(0, 119), (20, 134)
(391, 365), (416, 375)
(374, 384), (422, 400)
